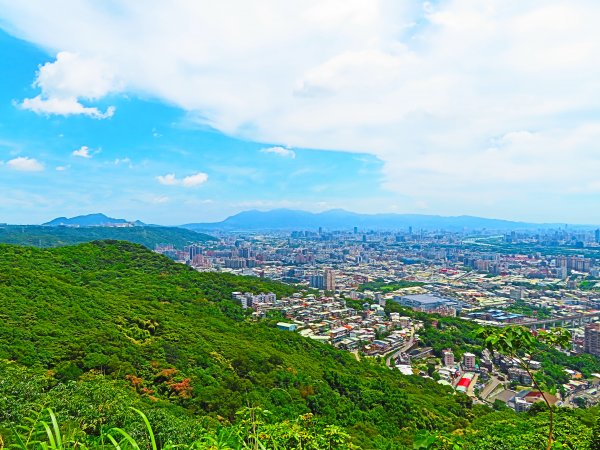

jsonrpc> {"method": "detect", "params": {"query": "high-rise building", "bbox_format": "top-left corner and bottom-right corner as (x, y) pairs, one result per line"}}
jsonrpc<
(443, 349), (454, 367)
(310, 274), (325, 289)
(463, 352), (476, 370)
(324, 269), (336, 291)
(353, 226), (358, 234)
(556, 256), (568, 268)
(595, 229), (600, 244)
(584, 323), (600, 357)
(188, 245), (202, 260)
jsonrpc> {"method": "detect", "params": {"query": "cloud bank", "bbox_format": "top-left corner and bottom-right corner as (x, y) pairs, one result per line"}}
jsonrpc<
(2, 1), (600, 217)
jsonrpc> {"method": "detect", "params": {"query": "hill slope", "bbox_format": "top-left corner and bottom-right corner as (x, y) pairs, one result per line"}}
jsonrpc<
(183, 208), (574, 231)
(0, 241), (472, 448)
(0, 242), (597, 448)
(0, 225), (215, 248)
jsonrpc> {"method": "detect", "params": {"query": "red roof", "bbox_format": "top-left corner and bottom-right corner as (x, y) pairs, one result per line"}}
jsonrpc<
(457, 378), (471, 388)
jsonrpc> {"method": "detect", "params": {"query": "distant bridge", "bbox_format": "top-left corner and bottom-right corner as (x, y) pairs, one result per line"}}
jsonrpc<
(500, 311), (600, 329)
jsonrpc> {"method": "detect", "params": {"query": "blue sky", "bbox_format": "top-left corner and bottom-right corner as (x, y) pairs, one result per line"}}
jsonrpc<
(0, 29), (389, 224)
(1, 1), (600, 225)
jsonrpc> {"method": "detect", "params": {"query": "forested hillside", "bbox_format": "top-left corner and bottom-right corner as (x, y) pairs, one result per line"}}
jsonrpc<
(0, 241), (597, 449)
(0, 225), (214, 248)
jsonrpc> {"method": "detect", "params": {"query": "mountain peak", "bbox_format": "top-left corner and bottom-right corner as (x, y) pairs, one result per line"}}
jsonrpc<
(43, 213), (143, 227)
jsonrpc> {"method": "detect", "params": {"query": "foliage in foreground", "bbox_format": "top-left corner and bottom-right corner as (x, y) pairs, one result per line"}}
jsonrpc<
(6, 407), (353, 449)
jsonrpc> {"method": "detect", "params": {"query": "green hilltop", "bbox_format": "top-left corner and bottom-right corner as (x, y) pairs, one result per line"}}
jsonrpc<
(0, 241), (597, 449)
(0, 225), (215, 248)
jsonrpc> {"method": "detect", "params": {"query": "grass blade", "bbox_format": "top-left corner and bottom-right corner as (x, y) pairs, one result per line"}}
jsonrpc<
(48, 409), (63, 449)
(41, 422), (56, 449)
(107, 428), (140, 450)
(130, 407), (157, 450)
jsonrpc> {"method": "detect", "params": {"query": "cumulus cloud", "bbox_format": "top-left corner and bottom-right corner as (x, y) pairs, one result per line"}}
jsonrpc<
(260, 146), (296, 158)
(7, 157), (44, 171)
(156, 173), (178, 185)
(72, 145), (93, 158)
(19, 51), (118, 118)
(181, 172), (209, 187)
(156, 172), (208, 187)
(3, 1), (600, 217)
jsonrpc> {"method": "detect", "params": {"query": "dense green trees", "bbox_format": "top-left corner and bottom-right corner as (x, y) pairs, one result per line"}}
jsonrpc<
(0, 241), (598, 448)
(0, 241), (469, 448)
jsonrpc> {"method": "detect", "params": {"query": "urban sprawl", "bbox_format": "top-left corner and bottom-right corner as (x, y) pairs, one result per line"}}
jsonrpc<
(155, 226), (600, 411)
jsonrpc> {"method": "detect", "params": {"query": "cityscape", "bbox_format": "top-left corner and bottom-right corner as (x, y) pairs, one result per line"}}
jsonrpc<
(156, 225), (600, 412)
(2, 1), (600, 447)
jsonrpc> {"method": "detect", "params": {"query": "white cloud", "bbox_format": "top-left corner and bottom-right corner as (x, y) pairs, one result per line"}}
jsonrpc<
(156, 172), (208, 187)
(260, 146), (296, 158)
(3, 1), (600, 218)
(55, 165), (69, 171)
(181, 172), (209, 187)
(72, 145), (93, 158)
(20, 96), (115, 119)
(19, 51), (118, 118)
(156, 173), (178, 185)
(7, 157), (44, 171)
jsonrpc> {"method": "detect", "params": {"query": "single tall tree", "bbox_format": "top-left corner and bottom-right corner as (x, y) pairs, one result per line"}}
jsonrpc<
(475, 325), (571, 450)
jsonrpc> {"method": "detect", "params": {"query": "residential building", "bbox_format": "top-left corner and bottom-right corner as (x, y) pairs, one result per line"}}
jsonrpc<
(584, 323), (600, 357)
(443, 349), (455, 367)
(463, 352), (476, 370)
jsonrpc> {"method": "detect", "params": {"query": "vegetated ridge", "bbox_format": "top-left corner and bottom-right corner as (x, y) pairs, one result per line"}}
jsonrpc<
(0, 241), (597, 448)
(0, 225), (215, 248)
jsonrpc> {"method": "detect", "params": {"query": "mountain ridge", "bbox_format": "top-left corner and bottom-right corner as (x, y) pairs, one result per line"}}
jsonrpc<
(0, 224), (215, 248)
(43, 213), (145, 227)
(182, 208), (586, 231)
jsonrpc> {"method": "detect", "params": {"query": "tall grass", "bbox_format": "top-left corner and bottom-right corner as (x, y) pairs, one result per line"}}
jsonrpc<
(4, 407), (352, 450)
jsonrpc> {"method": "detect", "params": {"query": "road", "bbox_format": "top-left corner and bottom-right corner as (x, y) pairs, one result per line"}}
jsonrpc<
(479, 375), (503, 400)
(385, 337), (416, 368)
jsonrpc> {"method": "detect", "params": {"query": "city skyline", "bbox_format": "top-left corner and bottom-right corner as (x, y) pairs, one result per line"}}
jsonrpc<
(2, 2), (600, 224)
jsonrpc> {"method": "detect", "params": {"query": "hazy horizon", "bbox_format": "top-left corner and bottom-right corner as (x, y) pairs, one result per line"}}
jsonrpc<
(5, 208), (597, 228)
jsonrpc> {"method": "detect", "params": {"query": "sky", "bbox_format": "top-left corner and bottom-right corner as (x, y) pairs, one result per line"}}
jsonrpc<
(0, 1), (599, 225)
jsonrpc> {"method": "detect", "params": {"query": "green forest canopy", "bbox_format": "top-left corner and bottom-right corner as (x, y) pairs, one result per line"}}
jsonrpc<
(0, 241), (597, 448)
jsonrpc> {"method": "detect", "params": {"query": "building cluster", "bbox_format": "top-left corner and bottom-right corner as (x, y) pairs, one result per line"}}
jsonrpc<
(154, 226), (600, 412)
(231, 290), (419, 356)
(429, 345), (600, 412)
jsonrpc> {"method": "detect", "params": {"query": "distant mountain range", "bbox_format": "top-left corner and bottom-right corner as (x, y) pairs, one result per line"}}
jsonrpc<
(43, 213), (145, 227)
(183, 208), (587, 231)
